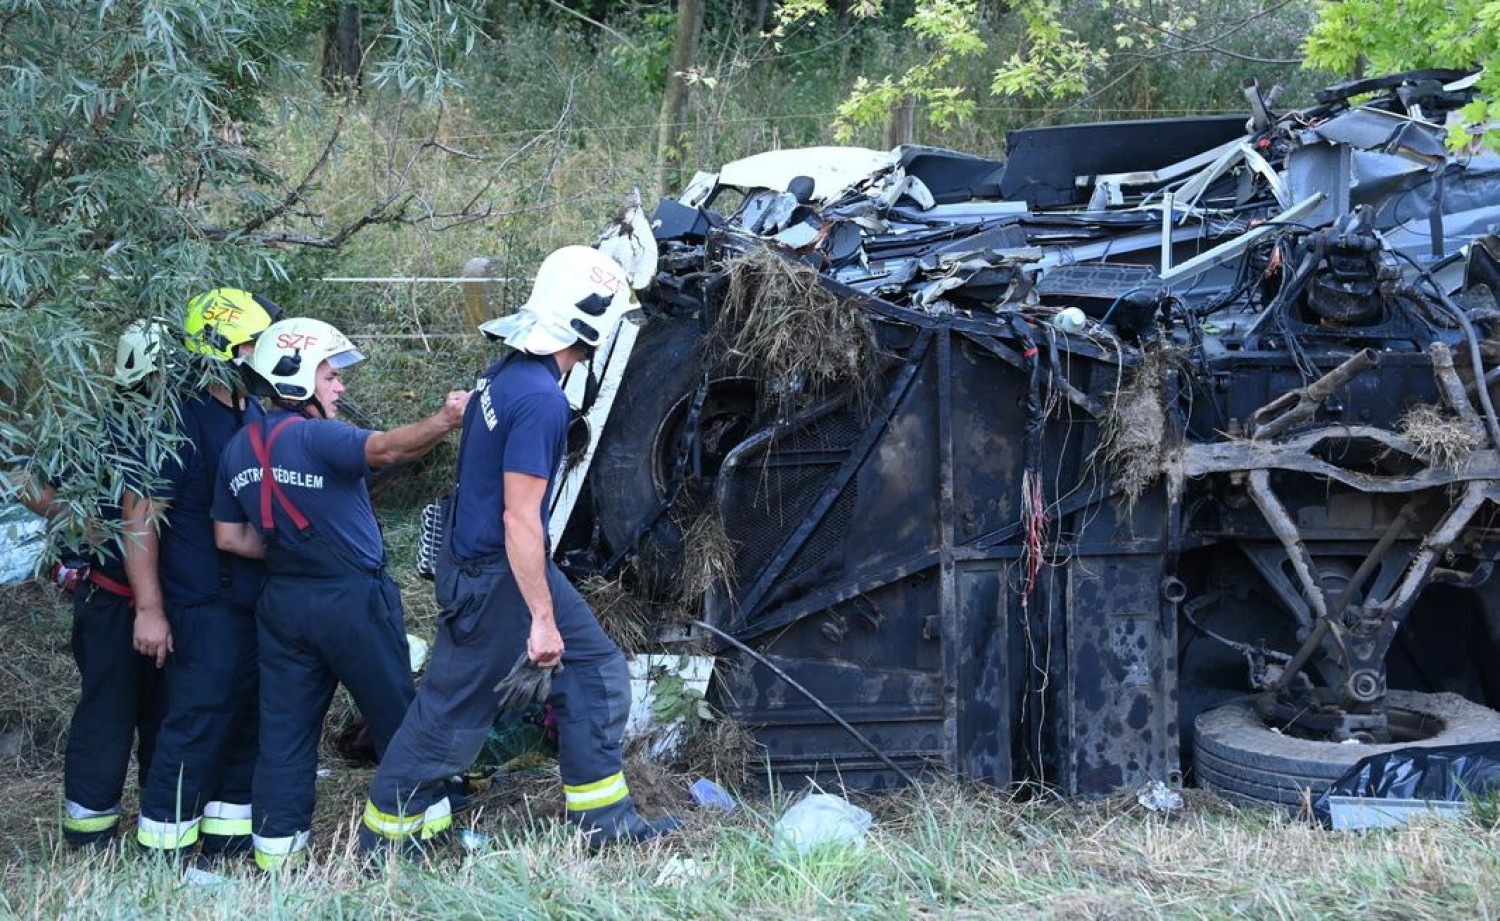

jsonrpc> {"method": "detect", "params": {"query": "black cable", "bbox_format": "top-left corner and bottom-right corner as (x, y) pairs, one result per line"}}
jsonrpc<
(692, 619), (919, 786)
(1386, 244), (1500, 449)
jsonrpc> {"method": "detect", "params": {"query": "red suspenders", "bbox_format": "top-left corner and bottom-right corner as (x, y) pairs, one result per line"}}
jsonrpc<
(246, 417), (311, 533)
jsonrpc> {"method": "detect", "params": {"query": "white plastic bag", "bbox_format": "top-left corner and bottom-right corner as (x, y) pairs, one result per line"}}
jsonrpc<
(773, 793), (873, 854)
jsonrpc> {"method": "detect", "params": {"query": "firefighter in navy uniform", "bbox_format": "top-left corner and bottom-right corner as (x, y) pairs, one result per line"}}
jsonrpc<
(360, 246), (679, 856)
(13, 321), (171, 847)
(211, 317), (468, 870)
(130, 289), (280, 861)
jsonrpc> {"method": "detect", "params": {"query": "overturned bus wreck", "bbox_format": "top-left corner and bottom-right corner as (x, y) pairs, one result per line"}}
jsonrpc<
(548, 69), (1500, 804)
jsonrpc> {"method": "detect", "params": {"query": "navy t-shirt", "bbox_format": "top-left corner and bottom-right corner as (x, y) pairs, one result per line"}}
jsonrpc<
(450, 354), (569, 562)
(212, 410), (384, 570)
(151, 392), (266, 609)
(47, 439), (124, 575)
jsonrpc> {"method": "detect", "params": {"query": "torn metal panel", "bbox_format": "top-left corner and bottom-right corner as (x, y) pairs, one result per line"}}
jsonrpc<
(555, 67), (1500, 802)
(716, 146), (899, 201)
(1286, 141), (1353, 226)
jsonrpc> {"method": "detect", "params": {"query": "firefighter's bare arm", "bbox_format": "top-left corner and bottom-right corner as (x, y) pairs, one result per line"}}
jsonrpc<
(1, 468), (59, 518)
(214, 520), (265, 560)
(121, 490), (172, 668)
(503, 471), (563, 668)
(364, 390), (471, 468)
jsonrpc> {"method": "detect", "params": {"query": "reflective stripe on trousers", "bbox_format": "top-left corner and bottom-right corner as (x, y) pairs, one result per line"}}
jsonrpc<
(563, 772), (630, 813)
(364, 556), (627, 845)
(201, 800), (253, 838)
(137, 814), (201, 850)
(254, 537), (414, 843)
(253, 830), (310, 870)
(62, 800), (120, 834)
(361, 796), (453, 841)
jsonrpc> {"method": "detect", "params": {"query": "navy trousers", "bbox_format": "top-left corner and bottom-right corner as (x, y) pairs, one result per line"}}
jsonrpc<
(136, 598), (258, 854)
(62, 577), (165, 846)
(362, 555), (630, 845)
(251, 551), (414, 868)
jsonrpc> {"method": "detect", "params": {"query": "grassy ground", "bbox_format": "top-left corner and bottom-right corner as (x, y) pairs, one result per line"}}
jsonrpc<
(6, 575), (1500, 920)
(3, 766), (1500, 920)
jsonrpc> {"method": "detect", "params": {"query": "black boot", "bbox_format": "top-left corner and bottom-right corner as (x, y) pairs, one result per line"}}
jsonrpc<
(570, 796), (681, 851)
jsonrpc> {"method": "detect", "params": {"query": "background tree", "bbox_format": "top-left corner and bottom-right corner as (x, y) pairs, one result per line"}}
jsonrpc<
(655, 0), (706, 196)
(775, 0), (1325, 143)
(0, 0), (483, 539)
(322, 0), (366, 94)
(1304, 0), (1500, 148)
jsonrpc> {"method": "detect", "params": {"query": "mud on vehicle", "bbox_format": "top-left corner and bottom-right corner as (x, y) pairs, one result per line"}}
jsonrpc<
(549, 69), (1500, 804)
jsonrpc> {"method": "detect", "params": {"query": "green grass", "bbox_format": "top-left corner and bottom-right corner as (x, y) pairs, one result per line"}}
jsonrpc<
(11, 567), (1500, 920)
(3, 777), (1500, 920)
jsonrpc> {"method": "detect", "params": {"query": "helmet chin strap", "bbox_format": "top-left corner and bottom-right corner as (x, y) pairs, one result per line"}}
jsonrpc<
(271, 396), (328, 419)
(579, 354), (602, 415)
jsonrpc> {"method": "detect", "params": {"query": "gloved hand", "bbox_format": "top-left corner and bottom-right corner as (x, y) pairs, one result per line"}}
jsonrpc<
(494, 651), (560, 714)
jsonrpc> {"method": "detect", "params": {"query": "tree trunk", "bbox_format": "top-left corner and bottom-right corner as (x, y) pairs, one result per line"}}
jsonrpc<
(750, 0), (769, 34)
(654, 0), (704, 199)
(885, 93), (918, 148)
(321, 1), (363, 96)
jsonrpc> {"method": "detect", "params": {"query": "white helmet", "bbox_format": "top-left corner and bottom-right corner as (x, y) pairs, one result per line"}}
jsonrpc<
(479, 245), (633, 355)
(245, 317), (364, 402)
(112, 318), (168, 388)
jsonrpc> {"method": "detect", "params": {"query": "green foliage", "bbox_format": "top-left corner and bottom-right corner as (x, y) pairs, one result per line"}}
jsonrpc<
(990, 0), (1104, 101)
(0, 0), (483, 552)
(1305, 0), (1500, 149)
(607, 8), (681, 92)
(777, 0), (1322, 140)
(648, 655), (715, 731)
(777, 0), (994, 140)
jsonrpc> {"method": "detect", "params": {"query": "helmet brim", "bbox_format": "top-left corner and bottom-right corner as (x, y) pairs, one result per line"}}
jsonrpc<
(327, 348), (365, 369)
(477, 314), (577, 355)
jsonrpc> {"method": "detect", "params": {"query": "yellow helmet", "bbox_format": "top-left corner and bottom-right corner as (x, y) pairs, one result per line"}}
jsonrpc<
(183, 288), (283, 362)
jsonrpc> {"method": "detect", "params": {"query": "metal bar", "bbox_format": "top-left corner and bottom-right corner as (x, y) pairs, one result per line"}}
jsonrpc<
(970, 485), (1118, 550)
(1246, 469), (1330, 622)
(730, 551), (943, 642)
(936, 325), (960, 779)
(1158, 193), (1326, 285)
(1373, 482), (1492, 625)
(1240, 544), (1317, 631)
(727, 331), (935, 631)
(1272, 619), (1331, 693)
(1250, 348), (1380, 439)
(1329, 499), (1422, 620)
(1273, 498), (1421, 693)
(1160, 191), (1174, 274)
(1181, 424), (1500, 493)
(1428, 342), (1485, 435)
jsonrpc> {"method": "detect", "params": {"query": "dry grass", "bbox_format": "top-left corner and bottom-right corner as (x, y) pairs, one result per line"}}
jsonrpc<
(672, 713), (764, 792)
(6, 768), (1500, 919)
(1, 580), (1497, 919)
(1400, 404), (1481, 471)
(0, 580), (80, 768)
(676, 505), (739, 605)
(718, 246), (880, 412)
(578, 573), (657, 654)
(1096, 345), (1177, 508)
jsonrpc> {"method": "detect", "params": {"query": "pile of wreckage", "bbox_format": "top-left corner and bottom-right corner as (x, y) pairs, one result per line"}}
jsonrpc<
(546, 67), (1500, 807)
